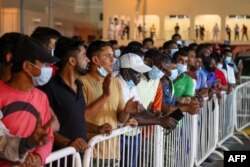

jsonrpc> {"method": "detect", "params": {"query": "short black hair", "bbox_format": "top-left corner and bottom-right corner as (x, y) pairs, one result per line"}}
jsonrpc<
(172, 49), (188, 63)
(0, 32), (25, 63)
(86, 40), (111, 60)
(54, 36), (84, 70)
(143, 38), (154, 45)
(109, 40), (118, 46)
(128, 41), (143, 49)
(144, 49), (165, 60)
(222, 49), (232, 56)
(31, 27), (61, 46)
(122, 41), (144, 58)
(188, 43), (198, 51)
(162, 40), (177, 49)
(171, 33), (181, 40)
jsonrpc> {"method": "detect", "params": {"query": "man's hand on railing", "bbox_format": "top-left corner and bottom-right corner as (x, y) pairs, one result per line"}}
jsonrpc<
(124, 118), (138, 127)
(98, 123), (112, 135)
(160, 116), (177, 135)
(178, 102), (200, 115)
(177, 97), (191, 104)
(69, 138), (88, 153)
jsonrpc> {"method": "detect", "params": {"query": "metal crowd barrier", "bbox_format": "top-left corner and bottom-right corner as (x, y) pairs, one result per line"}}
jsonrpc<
(194, 96), (223, 166)
(234, 81), (250, 140)
(83, 114), (196, 167)
(239, 76), (250, 84)
(45, 147), (82, 167)
(217, 91), (244, 151)
(46, 78), (250, 167)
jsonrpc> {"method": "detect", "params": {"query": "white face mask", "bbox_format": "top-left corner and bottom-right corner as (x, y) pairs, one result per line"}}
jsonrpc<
(217, 63), (223, 70)
(29, 63), (53, 86)
(170, 49), (178, 58)
(148, 65), (164, 80)
(114, 49), (121, 58)
(176, 63), (187, 74)
(168, 69), (178, 81)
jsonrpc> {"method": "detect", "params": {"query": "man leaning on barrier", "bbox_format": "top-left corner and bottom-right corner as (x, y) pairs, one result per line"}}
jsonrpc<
(40, 37), (112, 156)
(80, 41), (140, 166)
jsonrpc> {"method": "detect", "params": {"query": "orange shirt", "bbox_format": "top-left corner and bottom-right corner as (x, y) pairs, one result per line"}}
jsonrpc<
(151, 82), (163, 112)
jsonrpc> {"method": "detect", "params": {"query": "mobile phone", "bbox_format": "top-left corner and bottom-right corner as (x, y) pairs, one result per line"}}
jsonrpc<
(169, 109), (184, 121)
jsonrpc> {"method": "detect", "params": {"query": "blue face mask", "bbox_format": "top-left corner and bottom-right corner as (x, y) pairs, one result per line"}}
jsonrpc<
(170, 49), (178, 58)
(97, 67), (108, 77)
(224, 57), (232, 64)
(168, 69), (178, 81)
(114, 49), (121, 58)
(148, 65), (164, 80)
(127, 80), (136, 89)
(176, 63), (187, 74)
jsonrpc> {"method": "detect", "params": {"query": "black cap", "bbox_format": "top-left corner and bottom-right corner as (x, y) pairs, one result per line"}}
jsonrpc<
(11, 35), (59, 65)
(145, 49), (165, 60)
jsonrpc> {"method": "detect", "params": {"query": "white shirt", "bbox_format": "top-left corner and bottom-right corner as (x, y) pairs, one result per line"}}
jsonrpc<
(225, 64), (236, 84)
(117, 75), (141, 103)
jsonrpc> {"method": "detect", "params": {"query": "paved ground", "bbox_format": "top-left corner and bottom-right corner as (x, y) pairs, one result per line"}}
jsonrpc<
(201, 128), (250, 167)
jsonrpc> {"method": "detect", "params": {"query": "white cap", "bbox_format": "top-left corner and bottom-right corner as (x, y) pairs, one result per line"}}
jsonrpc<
(120, 53), (152, 73)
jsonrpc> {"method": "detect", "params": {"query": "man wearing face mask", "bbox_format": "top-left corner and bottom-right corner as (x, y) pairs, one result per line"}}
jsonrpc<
(142, 38), (154, 52)
(80, 41), (140, 165)
(160, 58), (200, 115)
(31, 27), (62, 77)
(172, 50), (195, 98)
(0, 35), (57, 166)
(109, 40), (121, 76)
(222, 49), (242, 85)
(31, 27), (62, 56)
(162, 40), (179, 62)
(137, 49), (165, 113)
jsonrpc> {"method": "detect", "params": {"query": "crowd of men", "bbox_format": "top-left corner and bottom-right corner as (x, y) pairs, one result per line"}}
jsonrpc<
(0, 27), (243, 167)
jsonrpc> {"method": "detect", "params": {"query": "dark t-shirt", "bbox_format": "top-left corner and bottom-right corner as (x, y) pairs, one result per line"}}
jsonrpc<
(40, 75), (87, 141)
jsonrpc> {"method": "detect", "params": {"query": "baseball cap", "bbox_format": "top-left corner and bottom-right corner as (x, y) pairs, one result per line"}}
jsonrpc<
(145, 49), (165, 60)
(11, 35), (59, 66)
(120, 53), (151, 73)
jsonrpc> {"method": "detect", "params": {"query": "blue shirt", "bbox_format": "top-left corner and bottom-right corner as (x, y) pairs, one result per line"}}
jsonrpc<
(202, 68), (216, 87)
(161, 79), (177, 106)
(196, 68), (208, 90)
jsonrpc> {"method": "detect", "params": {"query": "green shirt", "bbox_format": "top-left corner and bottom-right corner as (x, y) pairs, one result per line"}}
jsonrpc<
(174, 73), (195, 98)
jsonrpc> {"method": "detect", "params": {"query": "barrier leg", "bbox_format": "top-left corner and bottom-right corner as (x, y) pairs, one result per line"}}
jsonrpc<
(231, 135), (244, 145)
(212, 150), (224, 159)
(236, 131), (250, 141)
(217, 144), (229, 151)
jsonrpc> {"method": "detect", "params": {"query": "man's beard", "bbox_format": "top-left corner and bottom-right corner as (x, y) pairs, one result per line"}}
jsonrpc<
(76, 63), (88, 75)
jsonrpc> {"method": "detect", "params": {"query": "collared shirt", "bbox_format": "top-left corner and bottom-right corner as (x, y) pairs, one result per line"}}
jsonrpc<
(223, 63), (236, 84)
(174, 73), (195, 98)
(196, 68), (208, 90)
(202, 68), (216, 87)
(40, 74), (87, 141)
(161, 79), (177, 106)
